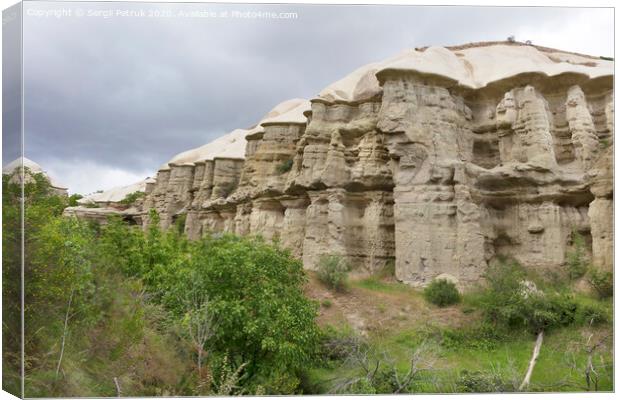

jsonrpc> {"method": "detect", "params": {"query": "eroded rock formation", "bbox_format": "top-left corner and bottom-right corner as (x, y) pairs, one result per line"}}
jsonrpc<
(63, 178), (153, 224)
(3, 157), (68, 196)
(71, 42), (615, 287)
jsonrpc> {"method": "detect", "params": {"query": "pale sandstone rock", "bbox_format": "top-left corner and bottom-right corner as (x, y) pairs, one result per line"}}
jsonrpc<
(66, 42), (614, 287)
(566, 85), (600, 170)
(587, 144), (613, 270)
(63, 205), (141, 225)
(78, 178), (151, 207)
(3, 157), (68, 196)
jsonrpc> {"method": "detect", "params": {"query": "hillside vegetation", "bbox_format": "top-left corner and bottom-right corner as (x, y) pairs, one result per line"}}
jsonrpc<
(305, 270), (612, 393)
(2, 171), (613, 396)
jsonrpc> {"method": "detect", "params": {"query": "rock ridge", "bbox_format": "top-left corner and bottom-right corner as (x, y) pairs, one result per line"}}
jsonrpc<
(68, 42), (614, 287)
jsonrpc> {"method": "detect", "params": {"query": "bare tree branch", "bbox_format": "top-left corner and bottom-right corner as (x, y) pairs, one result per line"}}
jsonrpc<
(55, 288), (74, 379)
(519, 330), (544, 391)
(113, 377), (122, 397)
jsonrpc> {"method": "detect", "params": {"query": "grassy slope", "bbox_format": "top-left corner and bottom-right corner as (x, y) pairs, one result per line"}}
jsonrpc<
(304, 273), (613, 393)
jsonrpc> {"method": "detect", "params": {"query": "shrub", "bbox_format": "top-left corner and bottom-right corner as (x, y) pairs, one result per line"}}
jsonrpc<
(441, 323), (507, 350)
(319, 326), (361, 361)
(574, 300), (610, 325)
(484, 257), (526, 295)
(317, 255), (350, 292)
(586, 267), (613, 299)
(565, 230), (589, 280)
(173, 213), (187, 235)
(477, 259), (528, 327)
(377, 259), (395, 278)
(68, 193), (83, 206)
(3, 175), (192, 397)
(165, 235), (321, 393)
(332, 342), (433, 394)
(522, 292), (578, 332)
(455, 370), (517, 393)
(119, 190), (145, 206)
(276, 159), (294, 174)
(423, 279), (460, 307)
(477, 259), (590, 333)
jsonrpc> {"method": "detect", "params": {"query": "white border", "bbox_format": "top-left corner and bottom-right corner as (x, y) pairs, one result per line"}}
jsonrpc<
(0, 1), (616, 400)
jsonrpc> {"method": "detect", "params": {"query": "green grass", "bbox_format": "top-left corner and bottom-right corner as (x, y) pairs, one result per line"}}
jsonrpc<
(310, 261), (613, 394)
(352, 276), (417, 295)
(308, 314), (613, 393)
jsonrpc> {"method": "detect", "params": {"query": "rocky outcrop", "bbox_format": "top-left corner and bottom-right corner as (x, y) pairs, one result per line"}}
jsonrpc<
(70, 41), (615, 287)
(588, 144), (613, 270)
(63, 178), (152, 224)
(3, 157), (68, 196)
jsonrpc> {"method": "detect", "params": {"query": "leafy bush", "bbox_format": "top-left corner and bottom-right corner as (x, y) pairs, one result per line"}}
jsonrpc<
(68, 193), (83, 206)
(173, 213), (187, 235)
(3, 171), (76, 395)
(455, 370), (517, 393)
(565, 230), (589, 280)
(441, 323), (507, 350)
(319, 326), (362, 361)
(57, 210), (322, 395)
(343, 378), (377, 394)
(520, 292), (579, 332)
(478, 259), (582, 333)
(587, 267), (613, 299)
(574, 299), (610, 325)
(477, 259), (528, 327)
(160, 235), (320, 393)
(119, 190), (145, 206)
(2, 174), (191, 397)
(331, 342), (432, 394)
(423, 279), (460, 307)
(276, 159), (294, 174)
(317, 255), (350, 292)
(4, 169), (324, 396)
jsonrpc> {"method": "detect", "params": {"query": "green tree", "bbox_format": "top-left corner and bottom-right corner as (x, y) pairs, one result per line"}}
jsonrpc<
(67, 193), (83, 207)
(164, 235), (320, 393)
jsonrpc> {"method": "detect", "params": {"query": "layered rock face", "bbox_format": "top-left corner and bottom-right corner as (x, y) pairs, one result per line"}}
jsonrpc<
(63, 178), (153, 224)
(90, 42), (615, 287)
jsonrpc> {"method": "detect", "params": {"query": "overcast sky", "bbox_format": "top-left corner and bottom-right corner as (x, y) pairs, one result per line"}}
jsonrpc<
(9, 2), (615, 194)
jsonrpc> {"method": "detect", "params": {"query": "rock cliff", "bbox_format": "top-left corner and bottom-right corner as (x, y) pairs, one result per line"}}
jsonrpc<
(63, 178), (153, 224)
(72, 42), (615, 287)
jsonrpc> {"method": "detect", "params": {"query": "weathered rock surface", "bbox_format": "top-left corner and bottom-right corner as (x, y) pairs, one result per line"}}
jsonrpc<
(68, 42), (614, 287)
(3, 157), (69, 196)
(62, 178), (153, 224)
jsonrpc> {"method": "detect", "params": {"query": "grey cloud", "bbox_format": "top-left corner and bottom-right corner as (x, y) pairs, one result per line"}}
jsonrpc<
(18, 2), (613, 191)
(2, 2), (22, 163)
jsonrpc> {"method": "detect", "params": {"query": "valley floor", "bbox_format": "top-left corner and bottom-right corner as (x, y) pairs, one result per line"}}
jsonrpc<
(303, 273), (613, 393)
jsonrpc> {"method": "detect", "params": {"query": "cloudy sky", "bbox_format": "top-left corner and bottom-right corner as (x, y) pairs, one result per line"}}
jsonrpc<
(7, 1), (615, 194)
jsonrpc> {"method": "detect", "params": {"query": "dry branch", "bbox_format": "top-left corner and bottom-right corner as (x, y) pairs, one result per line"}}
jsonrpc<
(55, 288), (74, 379)
(519, 330), (544, 391)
